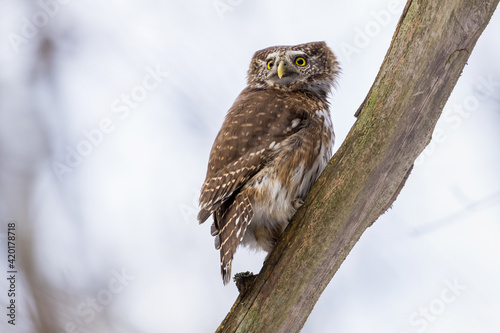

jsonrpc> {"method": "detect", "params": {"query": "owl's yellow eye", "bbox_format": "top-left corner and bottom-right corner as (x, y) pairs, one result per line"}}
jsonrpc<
(295, 57), (307, 66)
(267, 60), (274, 69)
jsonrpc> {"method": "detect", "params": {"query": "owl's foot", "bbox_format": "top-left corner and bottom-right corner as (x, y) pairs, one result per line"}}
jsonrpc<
(234, 271), (257, 294)
(292, 199), (305, 209)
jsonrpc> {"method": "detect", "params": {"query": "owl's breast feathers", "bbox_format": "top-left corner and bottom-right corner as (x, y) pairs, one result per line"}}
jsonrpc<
(198, 87), (334, 283)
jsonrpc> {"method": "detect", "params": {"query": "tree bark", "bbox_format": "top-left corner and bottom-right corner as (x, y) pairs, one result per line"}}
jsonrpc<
(215, 1), (499, 332)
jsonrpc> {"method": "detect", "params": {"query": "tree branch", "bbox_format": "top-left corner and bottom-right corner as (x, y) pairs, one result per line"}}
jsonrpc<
(216, 1), (499, 332)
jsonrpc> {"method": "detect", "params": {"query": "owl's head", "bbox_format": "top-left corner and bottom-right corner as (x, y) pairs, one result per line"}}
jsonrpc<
(247, 41), (340, 97)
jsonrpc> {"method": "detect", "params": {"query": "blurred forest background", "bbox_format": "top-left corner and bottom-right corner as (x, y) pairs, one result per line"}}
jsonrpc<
(1, 1), (499, 332)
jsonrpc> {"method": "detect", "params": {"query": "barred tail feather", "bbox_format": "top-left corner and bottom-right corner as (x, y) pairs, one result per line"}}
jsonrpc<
(197, 208), (212, 224)
(219, 192), (253, 284)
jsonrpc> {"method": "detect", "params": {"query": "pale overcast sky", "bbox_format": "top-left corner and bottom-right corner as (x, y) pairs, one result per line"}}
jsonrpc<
(1, 1), (499, 332)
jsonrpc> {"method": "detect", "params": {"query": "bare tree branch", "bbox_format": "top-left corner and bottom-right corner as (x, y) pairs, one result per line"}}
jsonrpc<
(215, 0), (499, 332)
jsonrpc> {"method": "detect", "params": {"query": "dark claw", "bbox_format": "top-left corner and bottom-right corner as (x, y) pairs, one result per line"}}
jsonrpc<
(292, 199), (305, 209)
(234, 271), (257, 294)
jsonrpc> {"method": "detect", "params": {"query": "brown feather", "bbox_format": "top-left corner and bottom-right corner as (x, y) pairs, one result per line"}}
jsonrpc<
(198, 41), (339, 284)
(217, 192), (253, 284)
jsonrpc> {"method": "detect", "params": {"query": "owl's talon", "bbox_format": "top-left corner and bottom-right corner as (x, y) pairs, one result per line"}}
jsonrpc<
(234, 271), (257, 294)
(292, 199), (305, 209)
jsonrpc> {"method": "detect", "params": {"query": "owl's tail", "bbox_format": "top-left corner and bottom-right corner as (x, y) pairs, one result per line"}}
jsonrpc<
(215, 192), (253, 285)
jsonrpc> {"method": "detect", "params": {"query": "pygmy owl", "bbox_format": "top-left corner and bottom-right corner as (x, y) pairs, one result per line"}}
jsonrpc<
(198, 41), (340, 284)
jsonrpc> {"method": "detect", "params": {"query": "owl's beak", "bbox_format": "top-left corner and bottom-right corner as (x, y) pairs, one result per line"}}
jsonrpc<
(277, 61), (285, 79)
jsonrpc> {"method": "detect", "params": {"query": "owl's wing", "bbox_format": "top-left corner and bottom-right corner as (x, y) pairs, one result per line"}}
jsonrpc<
(198, 88), (309, 224)
(197, 146), (266, 224)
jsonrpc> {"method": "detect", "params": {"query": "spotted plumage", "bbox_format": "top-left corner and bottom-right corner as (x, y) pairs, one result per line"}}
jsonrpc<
(199, 41), (340, 284)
